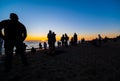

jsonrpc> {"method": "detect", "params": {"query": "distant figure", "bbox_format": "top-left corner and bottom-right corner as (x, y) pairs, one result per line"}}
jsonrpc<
(0, 13), (28, 72)
(70, 37), (74, 46)
(57, 41), (61, 47)
(39, 42), (42, 49)
(52, 32), (56, 50)
(73, 33), (78, 45)
(60, 34), (65, 46)
(103, 36), (108, 43)
(31, 47), (36, 53)
(43, 42), (47, 50)
(47, 30), (53, 52)
(91, 38), (98, 47)
(47, 30), (56, 54)
(64, 33), (69, 47)
(0, 37), (3, 55)
(98, 34), (102, 47)
(81, 38), (85, 43)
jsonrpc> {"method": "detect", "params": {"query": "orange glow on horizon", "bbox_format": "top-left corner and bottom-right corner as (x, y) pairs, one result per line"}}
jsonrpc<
(26, 33), (120, 41)
(26, 35), (47, 41)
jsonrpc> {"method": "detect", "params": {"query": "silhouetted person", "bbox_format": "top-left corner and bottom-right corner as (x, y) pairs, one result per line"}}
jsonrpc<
(57, 41), (61, 47)
(31, 47), (36, 53)
(103, 36), (108, 43)
(60, 34), (65, 46)
(70, 37), (74, 46)
(0, 13), (28, 72)
(64, 33), (69, 47)
(47, 30), (53, 53)
(43, 42), (47, 50)
(98, 34), (102, 47)
(39, 42), (42, 49)
(91, 38), (98, 47)
(47, 30), (56, 54)
(81, 37), (85, 43)
(73, 33), (78, 45)
(52, 32), (56, 51)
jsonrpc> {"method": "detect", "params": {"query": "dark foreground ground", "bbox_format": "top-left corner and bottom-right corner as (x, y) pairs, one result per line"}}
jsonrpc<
(0, 41), (120, 81)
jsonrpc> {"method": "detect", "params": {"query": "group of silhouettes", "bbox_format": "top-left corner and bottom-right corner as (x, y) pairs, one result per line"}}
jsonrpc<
(39, 42), (47, 50)
(60, 33), (69, 47)
(47, 30), (56, 54)
(0, 13), (104, 72)
(37, 32), (78, 52)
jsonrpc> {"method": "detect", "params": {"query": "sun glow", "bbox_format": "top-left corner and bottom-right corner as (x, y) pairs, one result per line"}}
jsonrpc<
(26, 35), (47, 41)
(26, 34), (94, 41)
(26, 33), (119, 41)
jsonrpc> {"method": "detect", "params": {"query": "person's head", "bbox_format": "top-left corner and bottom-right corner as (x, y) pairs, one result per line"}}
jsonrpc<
(10, 13), (19, 21)
(53, 32), (55, 34)
(65, 33), (67, 36)
(49, 30), (52, 33)
(98, 34), (101, 37)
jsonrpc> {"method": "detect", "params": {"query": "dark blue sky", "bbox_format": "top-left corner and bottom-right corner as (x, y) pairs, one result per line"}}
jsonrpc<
(0, 0), (120, 40)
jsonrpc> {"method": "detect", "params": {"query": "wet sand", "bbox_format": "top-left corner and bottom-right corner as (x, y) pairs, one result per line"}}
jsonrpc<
(0, 41), (120, 81)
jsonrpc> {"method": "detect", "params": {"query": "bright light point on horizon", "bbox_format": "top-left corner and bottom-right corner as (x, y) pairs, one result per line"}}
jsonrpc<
(0, 0), (120, 41)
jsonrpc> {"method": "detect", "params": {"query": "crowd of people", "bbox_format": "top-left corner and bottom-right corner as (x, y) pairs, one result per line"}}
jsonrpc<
(0, 13), (115, 72)
(0, 13), (78, 72)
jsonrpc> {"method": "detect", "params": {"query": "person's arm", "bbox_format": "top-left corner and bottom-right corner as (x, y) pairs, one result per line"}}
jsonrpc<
(23, 26), (27, 41)
(0, 22), (5, 40)
(21, 23), (27, 41)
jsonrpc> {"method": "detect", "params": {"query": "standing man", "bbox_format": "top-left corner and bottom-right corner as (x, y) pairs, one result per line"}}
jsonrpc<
(98, 34), (102, 47)
(73, 33), (78, 45)
(0, 13), (28, 72)
(47, 30), (53, 54)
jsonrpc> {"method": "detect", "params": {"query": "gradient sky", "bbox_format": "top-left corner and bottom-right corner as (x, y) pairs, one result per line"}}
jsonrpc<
(0, 0), (120, 41)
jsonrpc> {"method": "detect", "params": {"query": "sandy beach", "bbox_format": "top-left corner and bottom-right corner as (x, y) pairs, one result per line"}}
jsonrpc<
(0, 41), (120, 81)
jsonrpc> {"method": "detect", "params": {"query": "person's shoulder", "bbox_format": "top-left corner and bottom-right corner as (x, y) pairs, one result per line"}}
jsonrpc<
(0, 19), (10, 26)
(17, 21), (26, 27)
(1, 19), (10, 22)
